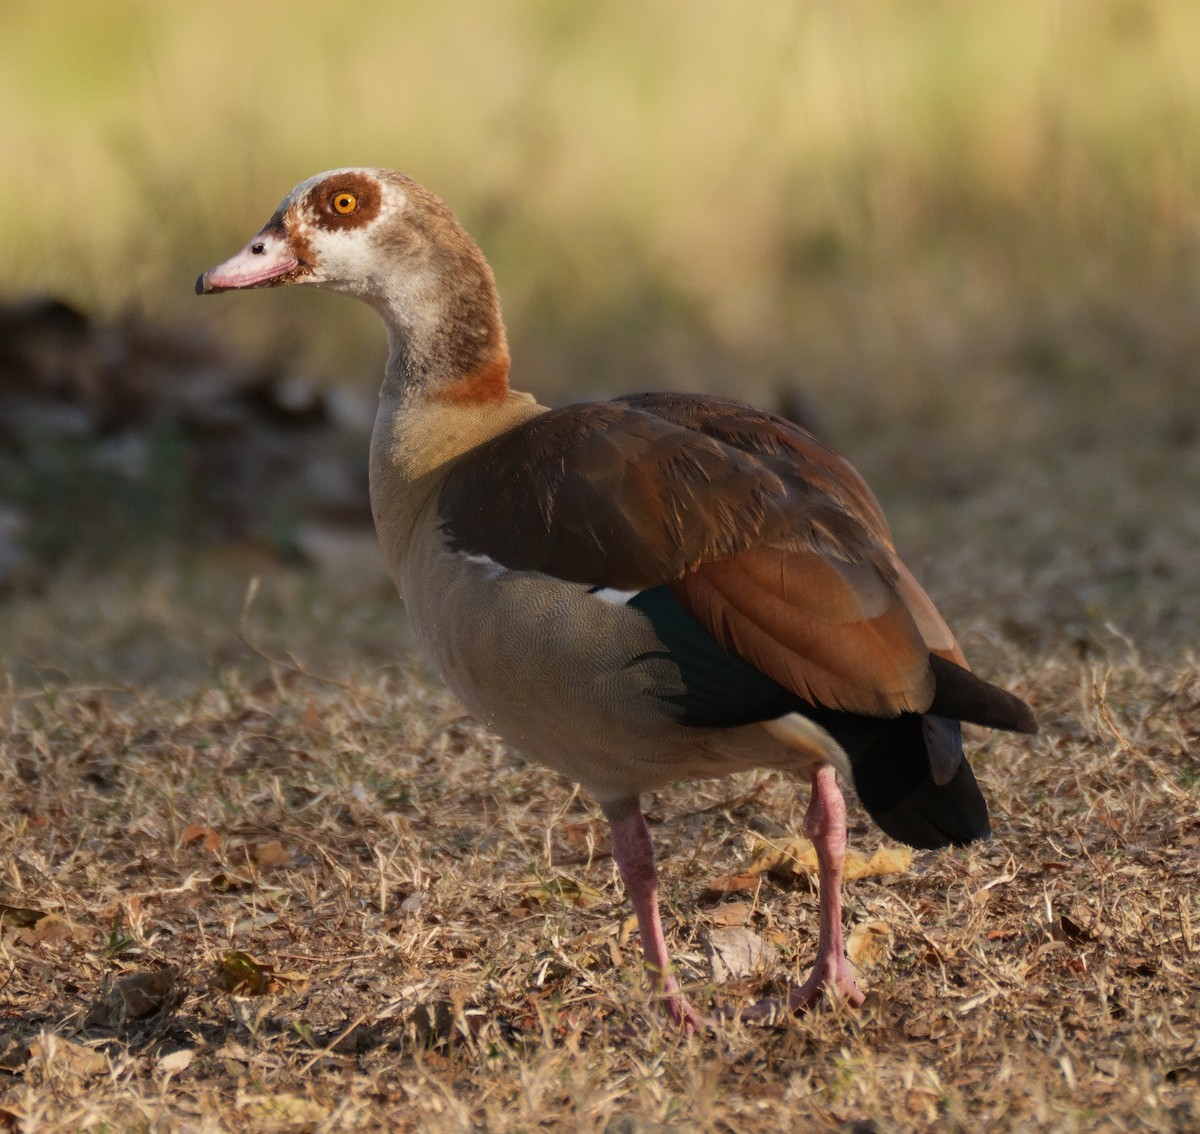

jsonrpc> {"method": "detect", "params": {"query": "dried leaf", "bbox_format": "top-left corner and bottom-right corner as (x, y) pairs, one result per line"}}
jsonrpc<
(1053, 914), (1093, 944)
(749, 836), (818, 878)
(526, 876), (605, 909)
(233, 911), (280, 934)
(559, 821), (612, 857)
(85, 967), (179, 1028)
(862, 845), (913, 878)
(27, 1037), (107, 1079)
(846, 920), (892, 968)
(0, 905), (47, 931)
(708, 925), (773, 982)
(710, 901), (754, 928)
(0, 1040), (31, 1073)
(158, 1048), (195, 1074)
(217, 950), (274, 996)
(216, 951), (305, 996)
(14, 912), (94, 948)
(748, 837), (912, 881)
(180, 824), (221, 855)
(250, 840), (290, 868)
(702, 873), (762, 897)
(906, 1086), (941, 1122)
(210, 871), (254, 893)
(399, 891), (425, 915)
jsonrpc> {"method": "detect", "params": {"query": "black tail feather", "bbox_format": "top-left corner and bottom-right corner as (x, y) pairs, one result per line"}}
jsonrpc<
(863, 745), (991, 849)
(801, 708), (990, 849)
(929, 654), (1037, 734)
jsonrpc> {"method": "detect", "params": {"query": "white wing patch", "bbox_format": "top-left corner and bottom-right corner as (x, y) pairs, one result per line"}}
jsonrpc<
(455, 556), (642, 605)
(459, 552), (508, 582)
(588, 586), (642, 606)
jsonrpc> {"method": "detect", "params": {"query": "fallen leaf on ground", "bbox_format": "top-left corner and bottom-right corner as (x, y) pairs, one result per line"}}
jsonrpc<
(249, 840), (290, 868)
(748, 837), (912, 881)
(0, 905), (47, 931)
(846, 920), (892, 968)
(0, 1040), (31, 1073)
(399, 890), (425, 915)
(559, 821), (612, 857)
(210, 871), (254, 893)
(26, 1037), (107, 1079)
(85, 967), (179, 1028)
(708, 925), (773, 982)
(749, 836), (818, 878)
(526, 876), (605, 908)
(158, 1048), (195, 1074)
(702, 873), (762, 897)
(233, 911), (280, 934)
(709, 901), (755, 927)
(179, 824), (221, 854)
(854, 846), (913, 879)
(216, 951), (306, 996)
(1052, 914), (1094, 943)
(13, 912), (95, 948)
(239, 1092), (329, 1125)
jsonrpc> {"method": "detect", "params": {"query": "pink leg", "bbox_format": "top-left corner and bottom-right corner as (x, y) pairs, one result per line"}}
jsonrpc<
(603, 798), (702, 1033)
(789, 764), (866, 1010)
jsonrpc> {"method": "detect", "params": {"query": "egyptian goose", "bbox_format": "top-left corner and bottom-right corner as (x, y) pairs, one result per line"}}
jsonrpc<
(197, 169), (1036, 1030)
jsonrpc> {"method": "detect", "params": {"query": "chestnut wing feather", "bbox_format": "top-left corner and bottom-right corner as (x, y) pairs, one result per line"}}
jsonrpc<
(438, 401), (875, 589)
(618, 392), (969, 673)
(438, 396), (942, 716)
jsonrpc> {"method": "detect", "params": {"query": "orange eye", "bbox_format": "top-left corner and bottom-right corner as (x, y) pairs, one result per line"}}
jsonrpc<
(332, 191), (358, 215)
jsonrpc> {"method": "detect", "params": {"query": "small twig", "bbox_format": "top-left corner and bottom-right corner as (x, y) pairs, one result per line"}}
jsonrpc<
(237, 576), (390, 707)
(296, 1009), (374, 1075)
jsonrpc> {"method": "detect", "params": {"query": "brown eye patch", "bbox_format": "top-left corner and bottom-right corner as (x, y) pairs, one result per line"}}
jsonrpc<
(306, 171), (383, 230)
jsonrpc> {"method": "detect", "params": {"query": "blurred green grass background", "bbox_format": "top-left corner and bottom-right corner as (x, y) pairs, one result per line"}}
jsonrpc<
(3, 0), (1200, 649)
(5, 1), (1198, 405)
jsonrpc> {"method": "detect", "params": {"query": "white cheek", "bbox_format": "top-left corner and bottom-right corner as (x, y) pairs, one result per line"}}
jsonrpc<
(313, 225), (382, 285)
(300, 188), (406, 292)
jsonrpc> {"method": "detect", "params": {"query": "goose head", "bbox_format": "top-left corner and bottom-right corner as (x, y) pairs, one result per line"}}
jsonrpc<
(197, 168), (509, 397)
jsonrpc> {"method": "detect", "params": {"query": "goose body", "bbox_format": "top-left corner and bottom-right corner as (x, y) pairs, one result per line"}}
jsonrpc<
(199, 168), (1036, 1029)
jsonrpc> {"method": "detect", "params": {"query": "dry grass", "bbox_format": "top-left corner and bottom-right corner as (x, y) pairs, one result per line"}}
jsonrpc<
(0, 535), (1196, 1132)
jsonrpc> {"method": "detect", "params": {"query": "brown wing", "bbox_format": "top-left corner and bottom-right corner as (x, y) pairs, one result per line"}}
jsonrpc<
(615, 392), (895, 543)
(670, 550), (934, 715)
(438, 401), (876, 589)
(438, 395), (952, 717)
(618, 392), (970, 673)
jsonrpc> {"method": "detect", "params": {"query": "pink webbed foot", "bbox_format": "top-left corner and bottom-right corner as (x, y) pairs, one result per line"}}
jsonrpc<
(659, 986), (706, 1035)
(604, 798), (711, 1035)
(737, 963), (864, 1024)
(787, 956), (866, 1012)
(738, 763), (868, 1024)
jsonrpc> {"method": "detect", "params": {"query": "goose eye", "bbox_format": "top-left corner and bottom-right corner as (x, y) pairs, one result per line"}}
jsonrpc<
(331, 191), (358, 215)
